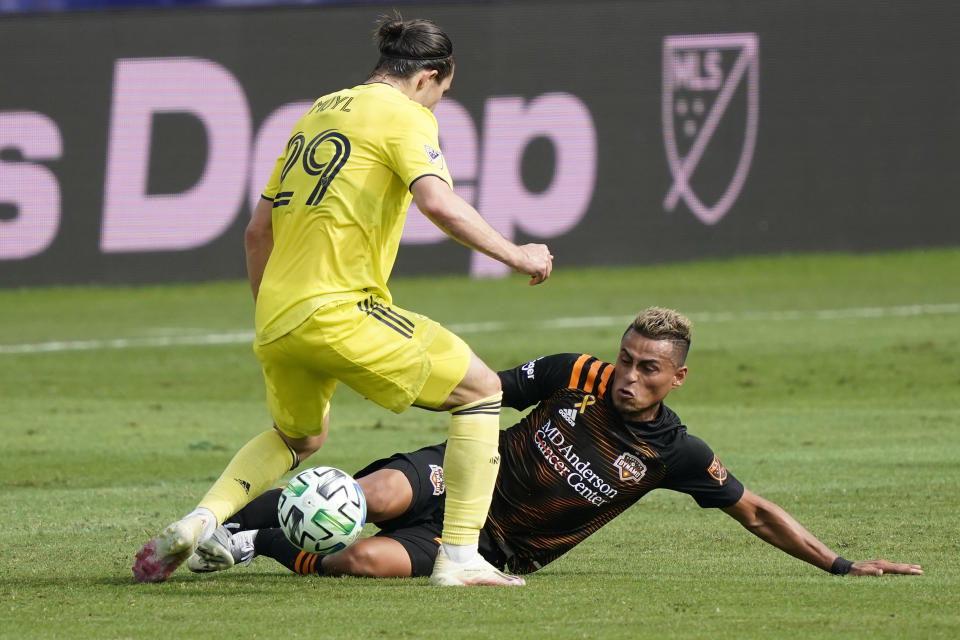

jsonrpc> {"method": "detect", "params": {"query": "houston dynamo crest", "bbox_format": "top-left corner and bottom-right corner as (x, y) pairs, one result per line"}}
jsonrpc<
(662, 33), (759, 225)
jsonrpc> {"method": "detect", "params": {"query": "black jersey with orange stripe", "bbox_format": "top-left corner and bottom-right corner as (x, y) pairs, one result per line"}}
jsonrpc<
(490, 353), (744, 574)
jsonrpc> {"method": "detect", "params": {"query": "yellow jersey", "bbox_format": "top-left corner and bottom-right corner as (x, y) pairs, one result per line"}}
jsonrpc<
(256, 83), (453, 344)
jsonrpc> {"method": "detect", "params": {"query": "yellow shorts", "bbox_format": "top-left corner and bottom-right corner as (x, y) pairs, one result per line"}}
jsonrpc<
(254, 294), (472, 439)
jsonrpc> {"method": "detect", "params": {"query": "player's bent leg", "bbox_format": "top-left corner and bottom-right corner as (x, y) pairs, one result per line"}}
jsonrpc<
(439, 386), (502, 551)
(322, 537), (414, 578)
(427, 354), (523, 586)
(187, 528), (418, 579)
(357, 468), (415, 523)
(246, 529), (413, 578)
(419, 349), (503, 552)
(438, 355), (502, 546)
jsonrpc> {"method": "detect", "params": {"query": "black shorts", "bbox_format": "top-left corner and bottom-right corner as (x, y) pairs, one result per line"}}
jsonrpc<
(355, 442), (506, 578)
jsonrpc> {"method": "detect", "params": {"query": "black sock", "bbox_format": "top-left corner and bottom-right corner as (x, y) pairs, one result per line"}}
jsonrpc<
(227, 488), (283, 530)
(254, 528), (325, 576)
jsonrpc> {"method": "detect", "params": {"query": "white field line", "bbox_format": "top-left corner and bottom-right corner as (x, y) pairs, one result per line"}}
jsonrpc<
(2, 303), (959, 356)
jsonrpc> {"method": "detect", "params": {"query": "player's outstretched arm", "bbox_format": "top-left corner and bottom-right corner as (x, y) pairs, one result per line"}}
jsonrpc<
(721, 489), (923, 577)
(412, 175), (553, 285)
(245, 196), (275, 300)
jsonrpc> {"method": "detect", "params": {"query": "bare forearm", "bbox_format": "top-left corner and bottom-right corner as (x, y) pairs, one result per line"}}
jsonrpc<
(739, 501), (836, 571)
(412, 176), (552, 284)
(421, 193), (521, 266)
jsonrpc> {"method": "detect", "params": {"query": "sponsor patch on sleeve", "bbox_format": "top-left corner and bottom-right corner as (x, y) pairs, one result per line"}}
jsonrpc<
(424, 144), (444, 169)
(707, 454), (728, 485)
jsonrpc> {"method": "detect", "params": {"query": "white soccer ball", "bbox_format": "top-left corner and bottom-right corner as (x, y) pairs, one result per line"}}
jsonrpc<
(277, 466), (367, 554)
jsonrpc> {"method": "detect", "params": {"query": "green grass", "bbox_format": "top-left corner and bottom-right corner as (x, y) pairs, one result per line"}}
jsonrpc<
(1, 248), (959, 639)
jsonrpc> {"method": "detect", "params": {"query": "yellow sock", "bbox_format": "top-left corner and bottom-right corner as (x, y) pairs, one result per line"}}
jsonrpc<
(440, 392), (502, 546)
(197, 429), (298, 525)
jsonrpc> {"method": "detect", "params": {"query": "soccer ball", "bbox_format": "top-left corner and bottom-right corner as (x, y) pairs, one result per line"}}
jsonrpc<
(277, 466), (367, 554)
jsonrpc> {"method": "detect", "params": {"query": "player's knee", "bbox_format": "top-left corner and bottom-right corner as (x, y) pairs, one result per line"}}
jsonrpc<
(275, 428), (327, 461)
(454, 362), (501, 405)
(474, 364), (502, 397)
(357, 469), (413, 523)
(298, 435), (328, 458)
(277, 412), (330, 460)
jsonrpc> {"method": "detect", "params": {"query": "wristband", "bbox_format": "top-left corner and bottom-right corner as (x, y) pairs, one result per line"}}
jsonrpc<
(830, 556), (854, 575)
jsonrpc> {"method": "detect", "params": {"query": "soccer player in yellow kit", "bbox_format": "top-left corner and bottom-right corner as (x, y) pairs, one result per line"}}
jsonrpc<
(133, 16), (552, 586)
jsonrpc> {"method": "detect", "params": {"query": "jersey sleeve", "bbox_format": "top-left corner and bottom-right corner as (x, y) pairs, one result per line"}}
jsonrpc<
(662, 434), (745, 508)
(498, 353), (590, 411)
(383, 106), (453, 189)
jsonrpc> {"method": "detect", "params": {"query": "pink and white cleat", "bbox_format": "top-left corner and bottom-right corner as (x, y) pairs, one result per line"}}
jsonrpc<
(132, 516), (207, 583)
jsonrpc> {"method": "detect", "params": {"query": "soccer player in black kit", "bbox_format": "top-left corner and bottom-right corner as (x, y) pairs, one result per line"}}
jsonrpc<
(187, 307), (922, 580)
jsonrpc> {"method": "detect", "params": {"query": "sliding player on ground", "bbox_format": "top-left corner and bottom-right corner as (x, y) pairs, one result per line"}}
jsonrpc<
(189, 308), (923, 580)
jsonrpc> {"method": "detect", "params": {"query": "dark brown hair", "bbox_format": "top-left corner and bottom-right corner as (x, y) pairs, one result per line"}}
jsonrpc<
(372, 14), (455, 81)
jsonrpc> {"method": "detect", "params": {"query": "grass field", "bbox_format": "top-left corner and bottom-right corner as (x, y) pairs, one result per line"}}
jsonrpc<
(2, 249), (959, 639)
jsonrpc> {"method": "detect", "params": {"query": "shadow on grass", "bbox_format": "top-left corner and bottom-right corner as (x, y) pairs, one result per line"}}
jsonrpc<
(3, 564), (571, 596)
(79, 570), (434, 591)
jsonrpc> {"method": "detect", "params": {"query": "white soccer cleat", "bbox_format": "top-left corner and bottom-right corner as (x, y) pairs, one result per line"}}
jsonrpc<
(428, 547), (526, 587)
(187, 525), (257, 573)
(132, 515), (207, 583)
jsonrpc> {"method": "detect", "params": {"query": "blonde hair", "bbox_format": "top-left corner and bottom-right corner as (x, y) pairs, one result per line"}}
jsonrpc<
(627, 307), (692, 365)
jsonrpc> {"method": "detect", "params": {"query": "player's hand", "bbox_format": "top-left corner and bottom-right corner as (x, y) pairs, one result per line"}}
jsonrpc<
(848, 558), (923, 576)
(516, 243), (553, 286)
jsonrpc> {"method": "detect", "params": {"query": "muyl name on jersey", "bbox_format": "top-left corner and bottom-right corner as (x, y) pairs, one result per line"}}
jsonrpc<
(534, 421), (617, 506)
